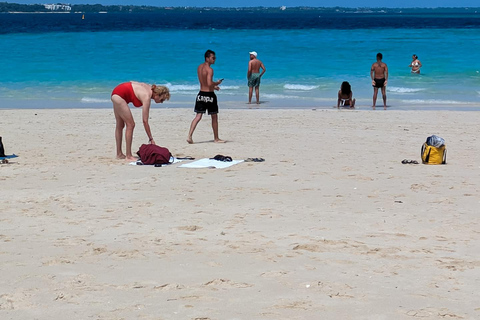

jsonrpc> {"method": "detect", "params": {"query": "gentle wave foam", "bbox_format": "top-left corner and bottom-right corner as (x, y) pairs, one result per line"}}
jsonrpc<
(263, 93), (302, 99)
(165, 84), (198, 92)
(166, 83), (240, 92)
(220, 85), (240, 90)
(402, 99), (474, 105)
(388, 87), (424, 93)
(81, 97), (110, 103)
(284, 84), (319, 91)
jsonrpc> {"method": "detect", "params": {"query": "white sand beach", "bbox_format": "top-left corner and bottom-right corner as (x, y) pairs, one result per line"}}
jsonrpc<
(0, 108), (479, 319)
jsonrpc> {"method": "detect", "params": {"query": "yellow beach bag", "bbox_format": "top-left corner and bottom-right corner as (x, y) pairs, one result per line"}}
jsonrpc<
(421, 143), (446, 164)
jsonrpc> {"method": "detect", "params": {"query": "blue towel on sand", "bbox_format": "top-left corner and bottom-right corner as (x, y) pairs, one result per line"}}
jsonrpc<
(0, 154), (18, 160)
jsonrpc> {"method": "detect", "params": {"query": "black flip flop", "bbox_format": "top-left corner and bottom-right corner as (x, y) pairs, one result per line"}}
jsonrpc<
(401, 159), (418, 164)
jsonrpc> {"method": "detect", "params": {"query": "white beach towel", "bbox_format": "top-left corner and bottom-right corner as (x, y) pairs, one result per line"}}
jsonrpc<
(179, 158), (243, 169)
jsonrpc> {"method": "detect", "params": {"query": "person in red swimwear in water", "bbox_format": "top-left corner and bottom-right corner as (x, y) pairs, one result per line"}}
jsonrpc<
(111, 81), (170, 161)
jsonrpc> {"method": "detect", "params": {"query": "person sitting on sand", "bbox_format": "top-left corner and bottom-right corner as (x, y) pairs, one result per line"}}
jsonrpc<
(337, 81), (356, 109)
(409, 54), (422, 74)
(111, 81), (170, 161)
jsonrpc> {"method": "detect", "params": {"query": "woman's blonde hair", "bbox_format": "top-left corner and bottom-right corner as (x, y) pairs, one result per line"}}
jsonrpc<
(152, 85), (170, 100)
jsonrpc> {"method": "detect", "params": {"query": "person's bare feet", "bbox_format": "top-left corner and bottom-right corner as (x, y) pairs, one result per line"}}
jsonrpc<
(126, 156), (138, 161)
(187, 138), (194, 144)
(214, 139), (226, 143)
(372, 106), (376, 110)
(116, 154), (126, 160)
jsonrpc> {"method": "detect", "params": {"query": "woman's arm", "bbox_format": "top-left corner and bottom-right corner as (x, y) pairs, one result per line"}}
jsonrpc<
(141, 99), (155, 145)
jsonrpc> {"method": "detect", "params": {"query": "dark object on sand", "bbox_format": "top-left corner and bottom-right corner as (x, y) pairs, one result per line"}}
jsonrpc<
(0, 137), (6, 158)
(210, 154), (232, 162)
(245, 158), (265, 162)
(401, 159), (418, 164)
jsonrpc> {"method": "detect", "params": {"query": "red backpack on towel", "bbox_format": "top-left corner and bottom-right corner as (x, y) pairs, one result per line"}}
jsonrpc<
(137, 144), (172, 165)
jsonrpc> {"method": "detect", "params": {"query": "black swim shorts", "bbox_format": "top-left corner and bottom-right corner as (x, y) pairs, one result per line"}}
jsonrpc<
(194, 91), (218, 115)
(373, 78), (386, 88)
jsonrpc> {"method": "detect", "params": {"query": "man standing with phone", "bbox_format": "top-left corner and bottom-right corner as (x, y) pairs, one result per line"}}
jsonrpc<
(187, 49), (225, 144)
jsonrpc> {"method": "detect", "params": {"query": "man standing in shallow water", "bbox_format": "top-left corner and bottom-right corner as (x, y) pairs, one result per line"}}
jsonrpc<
(371, 52), (389, 110)
(247, 51), (266, 104)
(187, 49), (225, 144)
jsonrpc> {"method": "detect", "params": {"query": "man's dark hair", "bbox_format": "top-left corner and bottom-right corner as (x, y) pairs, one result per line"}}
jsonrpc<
(205, 49), (215, 60)
(376, 52), (383, 60)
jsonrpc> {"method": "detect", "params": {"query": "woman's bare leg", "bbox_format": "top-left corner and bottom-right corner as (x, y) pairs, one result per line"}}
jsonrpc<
(112, 95), (136, 160)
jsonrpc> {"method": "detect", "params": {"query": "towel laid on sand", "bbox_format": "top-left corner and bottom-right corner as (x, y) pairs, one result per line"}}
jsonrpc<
(0, 154), (18, 160)
(179, 158), (243, 169)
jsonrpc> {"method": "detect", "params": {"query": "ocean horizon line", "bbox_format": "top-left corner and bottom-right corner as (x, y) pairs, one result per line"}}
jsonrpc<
(2, 5), (480, 13)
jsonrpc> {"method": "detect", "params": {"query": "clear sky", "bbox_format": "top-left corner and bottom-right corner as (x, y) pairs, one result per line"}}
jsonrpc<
(8, 0), (480, 7)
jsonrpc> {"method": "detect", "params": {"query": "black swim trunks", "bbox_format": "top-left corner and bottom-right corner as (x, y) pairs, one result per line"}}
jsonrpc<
(373, 78), (386, 88)
(194, 91), (218, 115)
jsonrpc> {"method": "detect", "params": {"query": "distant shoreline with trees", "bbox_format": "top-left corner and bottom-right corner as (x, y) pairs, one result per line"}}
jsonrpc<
(1, 2), (479, 14)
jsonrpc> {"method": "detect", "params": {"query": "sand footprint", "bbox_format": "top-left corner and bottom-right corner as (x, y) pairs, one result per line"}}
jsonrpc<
(203, 278), (253, 288)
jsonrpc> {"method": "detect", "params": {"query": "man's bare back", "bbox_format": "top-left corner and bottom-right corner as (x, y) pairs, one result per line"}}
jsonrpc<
(371, 62), (387, 79)
(248, 59), (264, 74)
(198, 62), (215, 92)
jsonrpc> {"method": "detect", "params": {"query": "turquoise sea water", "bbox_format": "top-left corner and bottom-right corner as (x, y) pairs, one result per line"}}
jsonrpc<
(1, 11), (480, 110)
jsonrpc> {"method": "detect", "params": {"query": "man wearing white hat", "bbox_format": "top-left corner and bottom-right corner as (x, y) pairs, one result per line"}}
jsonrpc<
(247, 51), (266, 104)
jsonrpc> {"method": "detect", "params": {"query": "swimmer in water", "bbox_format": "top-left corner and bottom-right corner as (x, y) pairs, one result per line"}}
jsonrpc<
(409, 54), (422, 74)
